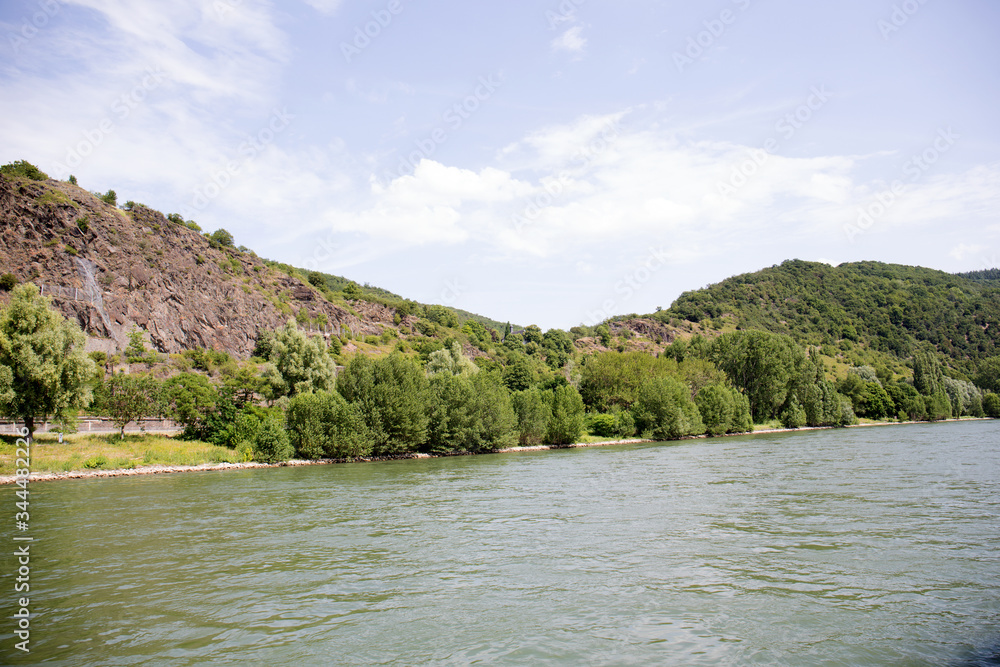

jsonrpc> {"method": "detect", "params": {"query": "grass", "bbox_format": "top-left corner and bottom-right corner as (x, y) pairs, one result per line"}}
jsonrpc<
(0, 433), (242, 475)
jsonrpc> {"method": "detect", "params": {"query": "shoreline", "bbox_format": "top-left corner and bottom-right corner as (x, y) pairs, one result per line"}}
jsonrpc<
(1, 418), (991, 485)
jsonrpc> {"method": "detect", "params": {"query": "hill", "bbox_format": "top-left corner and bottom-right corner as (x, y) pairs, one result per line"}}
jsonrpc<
(640, 259), (1000, 377)
(0, 171), (496, 358)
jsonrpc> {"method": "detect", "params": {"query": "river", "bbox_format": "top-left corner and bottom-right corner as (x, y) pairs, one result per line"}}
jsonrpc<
(4, 420), (1000, 665)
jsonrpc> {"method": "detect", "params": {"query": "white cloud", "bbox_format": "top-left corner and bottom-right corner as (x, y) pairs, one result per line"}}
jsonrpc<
(949, 243), (986, 261)
(551, 26), (586, 54)
(301, 0), (345, 15)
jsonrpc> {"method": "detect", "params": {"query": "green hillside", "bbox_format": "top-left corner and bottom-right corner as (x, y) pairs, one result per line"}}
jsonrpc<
(652, 260), (1000, 376)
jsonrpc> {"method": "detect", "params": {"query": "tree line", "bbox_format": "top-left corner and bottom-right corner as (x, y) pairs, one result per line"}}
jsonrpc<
(2, 284), (999, 465)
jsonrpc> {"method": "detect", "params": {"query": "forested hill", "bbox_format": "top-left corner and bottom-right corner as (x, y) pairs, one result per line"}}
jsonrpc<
(652, 260), (1000, 371)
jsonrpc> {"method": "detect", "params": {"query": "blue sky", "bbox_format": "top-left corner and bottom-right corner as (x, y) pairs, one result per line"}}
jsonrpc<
(1, 0), (998, 329)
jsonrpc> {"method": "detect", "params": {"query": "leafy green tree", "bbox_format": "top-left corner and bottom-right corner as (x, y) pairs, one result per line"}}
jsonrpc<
(523, 325), (543, 345)
(579, 351), (678, 412)
(337, 353), (431, 456)
(631, 376), (704, 440)
(243, 410), (293, 463)
(100, 373), (162, 439)
(803, 381), (842, 426)
(125, 328), (148, 363)
(424, 305), (459, 328)
(502, 354), (535, 392)
(264, 320), (337, 397)
(342, 282), (362, 299)
(163, 372), (217, 432)
(0, 284), (95, 438)
(595, 324), (612, 347)
(426, 341), (479, 377)
(710, 330), (806, 421)
(425, 372), (517, 453)
(546, 384), (586, 445)
(696, 384), (752, 436)
(983, 393), (1000, 418)
(974, 357), (1000, 394)
(286, 391), (373, 460)
(0, 160), (48, 181)
(210, 228), (235, 247)
(100, 189), (117, 206)
(923, 390), (952, 421)
(511, 387), (551, 446)
(780, 397), (807, 429)
(913, 351), (944, 396)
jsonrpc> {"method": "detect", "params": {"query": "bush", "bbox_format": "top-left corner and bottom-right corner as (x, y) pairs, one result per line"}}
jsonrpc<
(286, 391), (374, 460)
(512, 387), (551, 445)
(68, 175), (78, 185)
(210, 228), (235, 248)
(632, 376), (704, 441)
(696, 384), (752, 436)
(982, 392), (1000, 418)
(251, 412), (293, 463)
(546, 384), (586, 445)
(0, 160), (48, 181)
(100, 189), (117, 206)
(0, 273), (17, 291)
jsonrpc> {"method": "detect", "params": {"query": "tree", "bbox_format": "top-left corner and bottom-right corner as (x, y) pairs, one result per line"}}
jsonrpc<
(100, 189), (117, 206)
(425, 372), (517, 453)
(286, 391), (373, 460)
(337, 353), (431, 456)
(710, 330), (806, 421)
(0, 160), (48, 181)
(210, 228), (235, 247)
(125, 327), (148, 363)
(264, 320), (337, 397)
(511, 387), (551, 446)
(102, 373), (161, 439)
(0, 284), (95, 438)
(913, 351), (944, 396)
(546, 384), (585, 445)
(426, 341), (478, 377)
(983, 393), (1000, 418)
(974, 357), (1000, 394)
(696, 384), (752, 436)
(502, 355), (535, 392)
(240, 410), (292, 463)
(579, 351), (678, 412)
(631, 376), (704, 441)
(163, 373), (217, 434)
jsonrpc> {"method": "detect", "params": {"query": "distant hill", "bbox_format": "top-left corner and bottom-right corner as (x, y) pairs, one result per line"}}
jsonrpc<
(643, 259), (1000, 375)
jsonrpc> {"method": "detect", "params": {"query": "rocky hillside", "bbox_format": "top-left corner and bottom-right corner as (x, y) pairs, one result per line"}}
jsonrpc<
(0, 174), (395, 357)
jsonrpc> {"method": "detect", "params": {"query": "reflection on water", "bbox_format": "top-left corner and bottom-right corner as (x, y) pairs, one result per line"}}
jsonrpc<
(3, 420), (999, 665)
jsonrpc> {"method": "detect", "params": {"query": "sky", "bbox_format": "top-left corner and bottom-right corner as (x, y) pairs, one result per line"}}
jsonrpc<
(1, 0), (998, 330)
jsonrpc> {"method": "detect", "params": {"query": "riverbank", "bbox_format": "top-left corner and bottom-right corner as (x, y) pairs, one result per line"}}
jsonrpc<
(0, 418), (991, 485)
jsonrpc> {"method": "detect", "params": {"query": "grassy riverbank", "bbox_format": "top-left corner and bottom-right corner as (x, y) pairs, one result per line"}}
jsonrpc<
(0, 433), (241, 475)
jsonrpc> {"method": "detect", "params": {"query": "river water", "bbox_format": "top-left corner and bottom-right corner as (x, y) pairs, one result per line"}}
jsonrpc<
(5, 420), (1000, 665)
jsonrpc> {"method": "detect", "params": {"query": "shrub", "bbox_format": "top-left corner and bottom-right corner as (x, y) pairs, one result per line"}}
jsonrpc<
(0, 273), (17, 291)
(251, 412), (293, 463)
(632, 376), (704, 441)
(696, 384), (752, 436)
(286, 391), (374, 460)
(0, 160), (48, 181)
(76, 216), (89, 234)
(210, 228), (235, 248)
(68, 175), (78, 185)
(546, 384), (586, 445)
(982, 392), (1000, 418)
(512, 387), (551, 446)
(100, 189), (117, 206)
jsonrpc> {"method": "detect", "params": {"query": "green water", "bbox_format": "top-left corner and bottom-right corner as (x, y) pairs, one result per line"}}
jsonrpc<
(4, 420), (1000, 665)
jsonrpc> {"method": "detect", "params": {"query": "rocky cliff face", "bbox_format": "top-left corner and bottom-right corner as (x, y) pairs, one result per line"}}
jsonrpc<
(0, 175), (391, 358)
